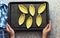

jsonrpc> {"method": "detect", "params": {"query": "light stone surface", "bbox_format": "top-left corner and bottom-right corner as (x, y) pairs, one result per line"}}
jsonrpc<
(1, 0), (60, 38)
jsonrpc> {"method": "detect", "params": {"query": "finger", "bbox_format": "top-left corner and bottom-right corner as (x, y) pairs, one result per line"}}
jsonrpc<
(7, 24), (14, 32)
(6, 23), (12, 32)
(6, 27), (9, 32)
(44, 24), (49, 29)
(46, 20), (51, 29)
(7, 23), (9, 26)
(47, 24), (51, 32)
(44, 20), (51, 30)
(6, 25), (10, 32)
(6, 23), (9, 31)
(7, 23), (12, 29)
(7, 24), (12, 31)
(49, 20), (52, 29)
(7, 23), (11, 29)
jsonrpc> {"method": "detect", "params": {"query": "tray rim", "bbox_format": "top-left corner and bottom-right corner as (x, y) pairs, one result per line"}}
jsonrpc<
(8, 1), (48, 4)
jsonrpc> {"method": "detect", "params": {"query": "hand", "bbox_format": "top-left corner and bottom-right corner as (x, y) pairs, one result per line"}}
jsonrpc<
(6, 23), (15, 38)
(42, 21), (51, 38)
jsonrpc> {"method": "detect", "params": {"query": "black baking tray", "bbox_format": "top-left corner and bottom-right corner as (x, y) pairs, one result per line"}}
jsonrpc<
(8, 2), (49, 31)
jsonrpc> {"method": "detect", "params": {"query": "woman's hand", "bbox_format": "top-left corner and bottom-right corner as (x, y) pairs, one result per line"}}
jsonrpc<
(42, 21), (51, 38)
(6, 23), (15, 38)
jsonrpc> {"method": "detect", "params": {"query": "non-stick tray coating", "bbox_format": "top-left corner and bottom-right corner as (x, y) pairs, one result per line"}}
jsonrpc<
(8, 2), (49, 31)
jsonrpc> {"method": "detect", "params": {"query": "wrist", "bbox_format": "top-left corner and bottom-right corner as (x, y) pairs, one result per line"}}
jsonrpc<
(42, 33), (47, 38)
(10, 34), (15, 38)
(42, 35), (47, 38)
(10, 32), (15, 38)
(10, 36), (15, 38)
